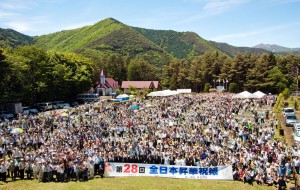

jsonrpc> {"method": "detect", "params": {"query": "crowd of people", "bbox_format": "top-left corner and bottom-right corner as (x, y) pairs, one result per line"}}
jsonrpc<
(0, 93), (296, 189)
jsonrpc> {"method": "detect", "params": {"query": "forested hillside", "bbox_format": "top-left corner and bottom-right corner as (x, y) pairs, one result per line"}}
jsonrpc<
(0, 28), (33, 48)
(34, 18), (172, 67)
(133, 27), (220, 59)
(208, 41), (268, 57)
(0, 18), (299, 105)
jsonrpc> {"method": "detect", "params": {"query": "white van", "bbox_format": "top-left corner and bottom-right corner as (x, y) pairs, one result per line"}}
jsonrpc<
(36, 102), (53, 111)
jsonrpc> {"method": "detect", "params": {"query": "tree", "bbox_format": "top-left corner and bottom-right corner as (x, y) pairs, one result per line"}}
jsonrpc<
(0, 48), (12, 103)
(127, 58), (157, 81)
(255, 53), (277, 92)
(229, 83), (238, 93)
(265, 66), (288, 94)
(204, 83), (211, 93)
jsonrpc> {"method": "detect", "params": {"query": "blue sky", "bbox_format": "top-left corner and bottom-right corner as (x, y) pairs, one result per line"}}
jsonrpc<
(0, 0), (300, 48)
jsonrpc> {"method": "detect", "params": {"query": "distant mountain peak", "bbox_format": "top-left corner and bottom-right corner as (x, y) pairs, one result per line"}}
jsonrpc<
(253, 43), (300, 53)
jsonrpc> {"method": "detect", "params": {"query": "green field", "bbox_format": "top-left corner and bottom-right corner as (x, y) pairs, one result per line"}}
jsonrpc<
(0, 177), (279, 190)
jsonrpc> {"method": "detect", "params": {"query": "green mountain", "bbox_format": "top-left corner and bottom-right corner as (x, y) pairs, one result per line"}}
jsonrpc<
(34, 18), (172, 66)
(208, 41), (268, 57)
(133, 27), (220, 59)
(3, 18), (274, 63)
(0, 28), (33, 48)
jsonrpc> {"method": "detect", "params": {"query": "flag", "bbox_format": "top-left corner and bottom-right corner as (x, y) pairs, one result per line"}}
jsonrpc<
(226, 79), (229, 83)
(218, 78), (221, 83)
(223, 79), (225, 84)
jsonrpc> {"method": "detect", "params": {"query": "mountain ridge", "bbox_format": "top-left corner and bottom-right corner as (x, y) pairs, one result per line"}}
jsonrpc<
(254, 43), (300, 53)
(2, 17), (299, 59)
(0, 28), (33, 48)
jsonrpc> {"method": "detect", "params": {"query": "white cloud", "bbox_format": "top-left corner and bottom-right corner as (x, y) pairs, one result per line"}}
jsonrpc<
(5, 21), (31, 32)
(0, 0), (37, 10)
(270, 0), (300, 4)
(4, 16), (48, 33)
(175, 0), (248, 25)
(210, 21), (300, 41)
(62, 21), (97, 31)
(203, 0), (248, 13)
(0, 11), (18, 18)
(210, 31), (262, 41)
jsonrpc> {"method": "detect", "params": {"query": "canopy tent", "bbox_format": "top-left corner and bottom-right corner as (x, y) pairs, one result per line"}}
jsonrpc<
(147, 90), (179, 97)
(232, 91), (257, 99)
(253, 91), (266, 98)
(11, 128), (24, 134)
(116, 94), (130, 101)
(130, 105), (139, 110)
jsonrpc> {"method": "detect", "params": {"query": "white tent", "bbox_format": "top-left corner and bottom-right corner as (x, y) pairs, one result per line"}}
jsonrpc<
(253, 91), (266, 98)
(116, 94), (130, 100)
(232, 91), (257, 99)
(116, 94), (129, 98)
(147, 90), (179, 97)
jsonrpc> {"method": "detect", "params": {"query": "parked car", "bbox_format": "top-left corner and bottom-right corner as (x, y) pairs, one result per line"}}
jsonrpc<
(0, 110), (14, 120)
(283, 107), (295, 118)
(294, 123), (300, 144)
(68, 101), (79, 107)
(285, 113), (298, 127)
(23, 106), (39, 115)
(36, 102), (53, 111)
(22, 107), (30, 115)
(28, 106), (39, 114)
(52, 101), (65, 109)
(58, 102), (71, 109)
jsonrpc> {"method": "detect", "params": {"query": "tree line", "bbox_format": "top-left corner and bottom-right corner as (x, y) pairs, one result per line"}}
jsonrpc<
(0, 46), (299, 104)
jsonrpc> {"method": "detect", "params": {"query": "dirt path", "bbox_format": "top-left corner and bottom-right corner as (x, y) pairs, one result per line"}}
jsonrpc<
(280, 114), (294, 147)
(279, 110), (300, 147)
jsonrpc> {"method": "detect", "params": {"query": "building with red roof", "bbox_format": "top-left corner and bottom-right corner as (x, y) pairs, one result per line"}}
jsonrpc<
(121, 81), (163, 94)
(91, 70), (119, 96)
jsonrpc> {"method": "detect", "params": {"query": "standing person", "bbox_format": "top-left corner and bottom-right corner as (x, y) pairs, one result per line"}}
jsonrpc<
(0, 160), (7, 182)
(19, 159), (25, 180)
(13, 158), (19, 181)
(56, 163), (65, 182)
(32, 160), (38, 180)
(6, 159), (10, 178)
(25, 160), (33, 180)
(93, 153), (99, 176)
(99, 156), (105, 178)
(38, 162), (44, 182)
(9, 160), (16, 181)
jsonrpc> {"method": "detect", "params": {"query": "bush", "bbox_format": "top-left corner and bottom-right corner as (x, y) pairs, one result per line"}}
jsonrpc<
(204, 83), (211, 93)
(229, 83), (238, 93)
(282, 88), (290, 100)
(115, 89), (123, 95)
(273, 93), (283, 113)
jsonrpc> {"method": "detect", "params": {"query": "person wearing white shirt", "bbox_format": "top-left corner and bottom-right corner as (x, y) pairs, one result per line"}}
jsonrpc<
(32, 160), (38, 180)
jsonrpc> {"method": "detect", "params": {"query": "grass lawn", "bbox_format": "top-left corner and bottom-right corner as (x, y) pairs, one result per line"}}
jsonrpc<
(0, 177), (278, 190)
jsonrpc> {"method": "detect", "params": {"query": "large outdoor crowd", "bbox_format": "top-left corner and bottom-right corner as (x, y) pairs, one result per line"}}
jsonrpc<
(0, 93), (297, 189)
